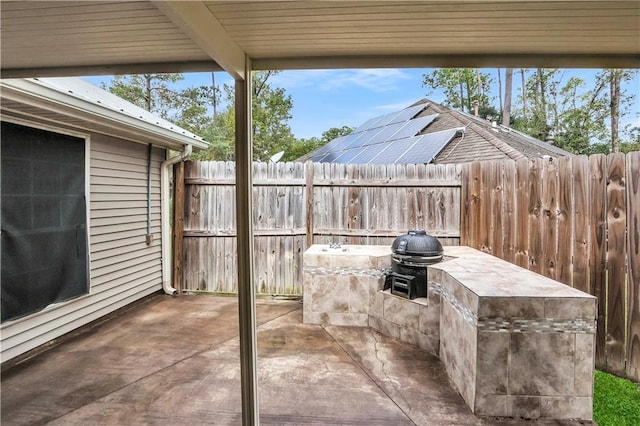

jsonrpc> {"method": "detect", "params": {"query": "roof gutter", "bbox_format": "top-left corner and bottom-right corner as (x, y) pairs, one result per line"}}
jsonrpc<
(160, 145), (192, 295)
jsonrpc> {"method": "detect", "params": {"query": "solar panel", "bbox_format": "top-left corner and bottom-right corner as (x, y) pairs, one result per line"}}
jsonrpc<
(349, 143), (389, 164)
(373, 109), (406, 128)
(394, 129), (459, 164)
(365, 122), (406, 145)
(343, 132), (369, 149)
(312, 136), (345, 157)
(306, 102), (438, 164)
(310, 152), (329, 162)
(331, 149), (363, 164)
(354, 115), (383, 132)
(354, 127), (387, 148)
(389, 103), (428, 124)
(354, 114), (388, 132)
(390, 114), (439, 141)
(329, 135), (358, 152)
(321, 151), (344, 163)
(367, 136), (422, 164)
(352, 102), (428, 133)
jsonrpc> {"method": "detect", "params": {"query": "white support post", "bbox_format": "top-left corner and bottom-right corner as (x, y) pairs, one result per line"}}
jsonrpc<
(235, 55), (259, 425)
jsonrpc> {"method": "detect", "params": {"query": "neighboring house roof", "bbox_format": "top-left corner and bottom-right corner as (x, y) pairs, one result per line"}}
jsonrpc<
(302, 99), (571, 165)
(0, 77), (208, 150)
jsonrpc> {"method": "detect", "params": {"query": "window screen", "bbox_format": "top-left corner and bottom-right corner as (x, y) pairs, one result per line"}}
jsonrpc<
(1, 121), (88, 322)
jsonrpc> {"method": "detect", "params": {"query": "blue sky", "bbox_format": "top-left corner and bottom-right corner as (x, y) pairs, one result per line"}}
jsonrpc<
(83, 68), (639, 140)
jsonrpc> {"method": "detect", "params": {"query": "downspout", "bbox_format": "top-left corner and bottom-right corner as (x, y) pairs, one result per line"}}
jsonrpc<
(160, 145), (192, 295)
(146, 144), (153, 245)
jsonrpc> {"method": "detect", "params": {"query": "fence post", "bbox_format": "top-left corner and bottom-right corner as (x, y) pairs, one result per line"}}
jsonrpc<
(305, 161), (315, 248)
(172, 161), (185, 294)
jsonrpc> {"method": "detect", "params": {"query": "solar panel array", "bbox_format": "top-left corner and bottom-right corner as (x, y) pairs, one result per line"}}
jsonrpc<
(310, 103), (459, 165)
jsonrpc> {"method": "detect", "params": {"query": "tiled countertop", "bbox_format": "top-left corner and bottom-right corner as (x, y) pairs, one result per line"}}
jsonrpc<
(435, 246), (596, 299)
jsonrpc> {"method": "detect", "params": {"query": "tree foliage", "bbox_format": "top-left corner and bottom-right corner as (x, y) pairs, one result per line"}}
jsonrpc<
(510, 68), (638, 155)
(422, 68), (492, 113)
(320, 125), (354, 143)
(105, 71), (355, 162)
(104, 74), (214, 133)
(425, 68), (638, 155)
(195, 71), (298, 161)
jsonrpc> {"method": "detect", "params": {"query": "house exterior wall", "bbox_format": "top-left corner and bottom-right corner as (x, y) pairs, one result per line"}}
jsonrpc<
(1, 130), (165, 363)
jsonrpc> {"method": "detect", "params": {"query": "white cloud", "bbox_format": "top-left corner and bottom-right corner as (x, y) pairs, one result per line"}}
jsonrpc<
(269, 69), (412, 93)
(268, 69), (334, 89)
(371, 98), (422, 112)
(319, 69), (412, 92)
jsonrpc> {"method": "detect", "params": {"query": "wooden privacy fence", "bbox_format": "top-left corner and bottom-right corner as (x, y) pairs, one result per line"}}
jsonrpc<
(172, 153), (639, 381)
(174, 161), (461, 296)
(460, 152), (640, 381)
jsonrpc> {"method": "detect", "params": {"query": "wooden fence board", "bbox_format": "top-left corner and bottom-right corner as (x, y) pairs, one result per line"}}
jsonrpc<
(514, 158), (530, 269)
(478, 161), (493, 253)
(528, 159), (543, 274)
(606, 153), (627, 374)
(556, 156), (573, 287)
(589, 154), (608, 369)
(490, 161), (504, 258)
(502, 160), (517, 264)
(305, 161), (314, 247)
(626, 151), (640, 381)
(541, 157), (559, 280)
(460, 163), (471, 246)
(468, 162), (482, 249)
(572, 156), (590, 293)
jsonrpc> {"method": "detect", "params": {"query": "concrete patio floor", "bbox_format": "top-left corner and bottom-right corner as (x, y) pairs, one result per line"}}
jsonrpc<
(1, 295), (592, 425)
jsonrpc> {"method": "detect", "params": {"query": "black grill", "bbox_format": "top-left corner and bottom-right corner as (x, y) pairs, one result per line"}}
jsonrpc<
(386, 230), (443, 299)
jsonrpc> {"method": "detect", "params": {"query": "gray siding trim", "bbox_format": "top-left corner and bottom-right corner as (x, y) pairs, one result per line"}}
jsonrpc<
(1, 132), (165, 363)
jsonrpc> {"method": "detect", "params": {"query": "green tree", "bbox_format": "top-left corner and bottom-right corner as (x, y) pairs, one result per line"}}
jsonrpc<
(422, 68), (492, 114)
(620, 125), (640, 153)
(282, 137), (322, 162)
(196, 71), (297, 162)
(602, 69), (638, 153)
(104, 73), (214, 134)
(514, 68), (561, 140)
(502, 68), (514, 126)
(105, 74), (182, 113)
(560, 76), (607, 154)
(320, 125), (354, 143)
(511, 68), (637, 154)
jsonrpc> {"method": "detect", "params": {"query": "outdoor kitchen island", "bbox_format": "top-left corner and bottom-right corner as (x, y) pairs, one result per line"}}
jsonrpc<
(303, 244), (596, 421)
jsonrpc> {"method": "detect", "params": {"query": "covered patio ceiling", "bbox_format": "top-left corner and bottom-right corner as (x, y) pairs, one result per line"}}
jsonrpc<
(1, 0), (639, 79)
(1, 2), (638, 425)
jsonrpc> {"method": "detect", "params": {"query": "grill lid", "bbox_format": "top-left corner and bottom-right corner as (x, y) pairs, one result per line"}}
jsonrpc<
(391, 229), (443, 257)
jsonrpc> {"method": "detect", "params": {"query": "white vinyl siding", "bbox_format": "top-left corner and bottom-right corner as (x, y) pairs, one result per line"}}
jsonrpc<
(1, 132), (165, 363)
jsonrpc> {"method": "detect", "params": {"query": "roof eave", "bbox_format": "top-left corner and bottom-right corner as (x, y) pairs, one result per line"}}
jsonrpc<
(0, 79), (208, 150)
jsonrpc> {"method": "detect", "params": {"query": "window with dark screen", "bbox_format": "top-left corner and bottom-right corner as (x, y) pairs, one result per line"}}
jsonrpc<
(1, 121), (88, 322)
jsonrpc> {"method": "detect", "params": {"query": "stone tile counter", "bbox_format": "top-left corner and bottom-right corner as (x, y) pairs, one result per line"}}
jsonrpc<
(432, 247), (596, 420)
(303, 244), (391, 326)
(302, 244), (596, 421)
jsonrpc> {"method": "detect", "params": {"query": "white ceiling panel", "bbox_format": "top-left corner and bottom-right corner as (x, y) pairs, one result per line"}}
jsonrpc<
(1, 0), (638, 77)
